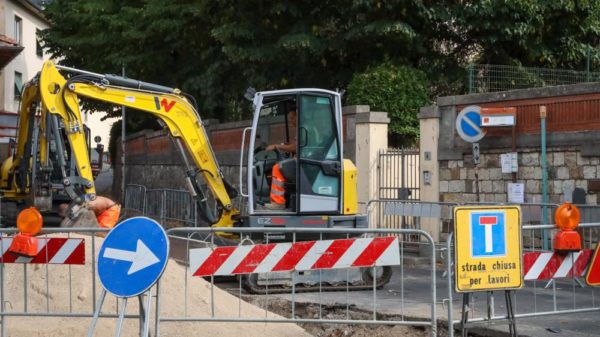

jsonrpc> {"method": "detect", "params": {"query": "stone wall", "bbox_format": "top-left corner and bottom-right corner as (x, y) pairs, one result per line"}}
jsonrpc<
(419, 82), (600, 240)
(438, 147), (600, 205)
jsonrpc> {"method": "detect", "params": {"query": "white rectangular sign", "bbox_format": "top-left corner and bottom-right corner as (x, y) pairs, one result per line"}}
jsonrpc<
(481, 115), (516, 127)
(501, 152), (518, 173)
(508, 183), (524, 203)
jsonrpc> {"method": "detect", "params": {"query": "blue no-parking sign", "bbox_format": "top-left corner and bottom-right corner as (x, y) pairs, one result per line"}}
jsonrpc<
(97, 217), (169, 297)
(455, 105), (485, 143)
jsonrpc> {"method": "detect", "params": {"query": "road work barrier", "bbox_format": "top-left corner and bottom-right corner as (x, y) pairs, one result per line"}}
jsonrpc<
(368, 199), (600, 336)
(0, 227), (149, 337)
(159, 227), (438, 337)
(0, 225), (438, 336)
(4, 199), (600, 336)
(445, 221), (600, 337)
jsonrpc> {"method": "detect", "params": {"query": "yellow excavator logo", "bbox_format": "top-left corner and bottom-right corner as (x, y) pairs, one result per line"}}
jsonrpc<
(154, 96), (176, 112)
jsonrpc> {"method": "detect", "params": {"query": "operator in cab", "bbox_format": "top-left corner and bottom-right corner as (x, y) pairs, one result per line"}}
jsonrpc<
(264, 105), (297, 210)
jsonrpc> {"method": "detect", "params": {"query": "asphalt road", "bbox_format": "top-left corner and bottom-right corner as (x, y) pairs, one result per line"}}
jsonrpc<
(260, 265), (600, 337)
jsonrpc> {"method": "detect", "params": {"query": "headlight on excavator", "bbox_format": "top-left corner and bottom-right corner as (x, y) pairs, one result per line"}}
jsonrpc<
(9, 207), (43, 257)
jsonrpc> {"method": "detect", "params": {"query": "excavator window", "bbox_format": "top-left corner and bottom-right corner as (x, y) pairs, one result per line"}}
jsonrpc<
(297, 94), (340, 213)
(251, 93), (341, 214)
(252, 98), (297, 207)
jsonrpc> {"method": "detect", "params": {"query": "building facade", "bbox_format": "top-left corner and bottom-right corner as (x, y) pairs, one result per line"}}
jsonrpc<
(0, 0), (49, 148)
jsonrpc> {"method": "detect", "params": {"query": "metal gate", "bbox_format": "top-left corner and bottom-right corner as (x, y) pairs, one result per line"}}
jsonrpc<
(377, 148), (420, 241)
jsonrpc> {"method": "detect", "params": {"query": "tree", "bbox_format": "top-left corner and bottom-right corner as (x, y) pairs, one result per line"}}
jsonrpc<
(437, 1), (600, 68)
(39, 0), (600, 146)
(346, 63), (430, 147)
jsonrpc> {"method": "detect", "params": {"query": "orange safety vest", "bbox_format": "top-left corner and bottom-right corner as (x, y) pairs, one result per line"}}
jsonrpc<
(270, 163), (286, 205)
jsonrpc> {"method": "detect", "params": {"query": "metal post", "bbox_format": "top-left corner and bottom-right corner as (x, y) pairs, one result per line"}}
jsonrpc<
(460, 293), (471, 337)
(155, 281), (161, 337)
(0, 259), (5, 337)
(487, 291), (494, 320)
(447, 233), (454, 337)
(587, 45), (591, 82)
(138, 294), (145, 337)
(540, 106), (549, 250)
(115, 297), (128, 337)
(87, 289), (107, 337)
(121, 65), (126, 203)
(468, 64), (474, 94)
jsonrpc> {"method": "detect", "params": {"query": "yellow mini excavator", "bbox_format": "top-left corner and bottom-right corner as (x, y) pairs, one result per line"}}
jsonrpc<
(1, 61), (392, 293)
(0, 71), (104, 225)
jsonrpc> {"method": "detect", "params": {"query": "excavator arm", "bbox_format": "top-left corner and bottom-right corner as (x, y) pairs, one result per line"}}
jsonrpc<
(38, 61), (238, 227)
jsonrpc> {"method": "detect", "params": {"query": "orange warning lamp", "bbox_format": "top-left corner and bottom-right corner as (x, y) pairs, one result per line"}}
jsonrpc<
(8, 207), (43, 257)
(553, 202), (582, 252)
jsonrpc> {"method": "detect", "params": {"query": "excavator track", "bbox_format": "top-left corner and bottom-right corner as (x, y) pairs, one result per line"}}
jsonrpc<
(241, 266), (393, 295)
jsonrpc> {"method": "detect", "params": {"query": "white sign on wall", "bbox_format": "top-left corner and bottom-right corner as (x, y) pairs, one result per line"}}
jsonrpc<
(501, 152), (518, 173)
(508, 183), (525, 203)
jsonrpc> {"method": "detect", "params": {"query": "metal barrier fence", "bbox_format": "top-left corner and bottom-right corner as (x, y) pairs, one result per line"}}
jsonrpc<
(124, 185), (199, 227)
(0, 227), (156, 337)
(0, 227), (438, 336)
(368, 199), (600, 335)
(445, 222), (600, 337)
(370, 200), (563, 242)
(123, 184), (146, 215)
(158, 227), (438, 337)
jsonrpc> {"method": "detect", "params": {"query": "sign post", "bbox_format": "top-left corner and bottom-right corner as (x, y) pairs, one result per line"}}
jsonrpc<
(87, 217), (169, 337)
(454, 205), (522, 337)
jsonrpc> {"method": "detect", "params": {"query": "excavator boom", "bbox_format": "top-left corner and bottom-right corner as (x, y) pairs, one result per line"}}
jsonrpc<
(39, 61), (238, 227)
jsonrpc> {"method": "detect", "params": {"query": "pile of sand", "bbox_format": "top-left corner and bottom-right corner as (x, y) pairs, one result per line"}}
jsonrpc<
(1, 234), (310, 337)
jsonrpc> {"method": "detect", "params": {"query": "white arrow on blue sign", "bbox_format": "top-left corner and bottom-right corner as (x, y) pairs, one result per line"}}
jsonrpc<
(97, 217), (169, 298)
(455, 105), (485, 143)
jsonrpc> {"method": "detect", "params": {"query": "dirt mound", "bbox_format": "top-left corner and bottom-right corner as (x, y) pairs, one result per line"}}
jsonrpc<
(1, 234), (310, 337)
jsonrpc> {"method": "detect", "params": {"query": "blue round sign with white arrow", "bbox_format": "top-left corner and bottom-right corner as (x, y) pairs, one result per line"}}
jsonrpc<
(97, 217), (169, 297)
(455, 105), (485, 143)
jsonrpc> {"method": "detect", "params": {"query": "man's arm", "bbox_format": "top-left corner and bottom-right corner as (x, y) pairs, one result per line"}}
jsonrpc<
(266, 142), (296, 154)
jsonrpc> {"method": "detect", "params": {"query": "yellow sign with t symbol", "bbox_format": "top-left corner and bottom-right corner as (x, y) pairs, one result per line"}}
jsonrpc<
(454, 205), (522, 292)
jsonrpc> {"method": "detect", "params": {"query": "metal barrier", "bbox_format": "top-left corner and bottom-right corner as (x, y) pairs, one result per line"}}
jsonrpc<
(158, 227), (438, 337)
(445, 222), (600, 337)
(126, 185), (201, 227)
(366, 200), (600, 335)
(123, 184), (146, 215)
(0, 227), (156, 337)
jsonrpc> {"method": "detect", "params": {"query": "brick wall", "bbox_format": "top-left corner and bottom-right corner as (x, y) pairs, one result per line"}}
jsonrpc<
(113, 108), (360, 198)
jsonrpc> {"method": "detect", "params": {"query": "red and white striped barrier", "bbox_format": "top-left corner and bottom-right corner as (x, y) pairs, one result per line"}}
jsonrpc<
(0, 237), (85, 264)
(190, 237), (400, 277)
(523, 250), (592, 281)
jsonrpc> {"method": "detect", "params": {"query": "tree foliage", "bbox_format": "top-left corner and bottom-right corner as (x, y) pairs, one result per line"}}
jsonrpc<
(346, 63), (429, 146)
(39, 0), (600, 146)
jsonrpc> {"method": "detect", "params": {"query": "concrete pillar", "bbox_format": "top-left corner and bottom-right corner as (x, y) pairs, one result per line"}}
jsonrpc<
(347, 105), (389, 226)
(419, 105), (440, 241)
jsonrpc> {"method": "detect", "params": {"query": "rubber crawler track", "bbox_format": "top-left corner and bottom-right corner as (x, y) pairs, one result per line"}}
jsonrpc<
(242, 266), (393, 295)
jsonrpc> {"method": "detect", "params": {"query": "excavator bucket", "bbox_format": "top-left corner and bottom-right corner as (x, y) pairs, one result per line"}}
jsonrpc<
(59, 202), (99, 228)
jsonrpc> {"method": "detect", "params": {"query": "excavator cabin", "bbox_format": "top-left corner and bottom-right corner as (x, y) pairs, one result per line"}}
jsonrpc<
(243, 89), (366, 239)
